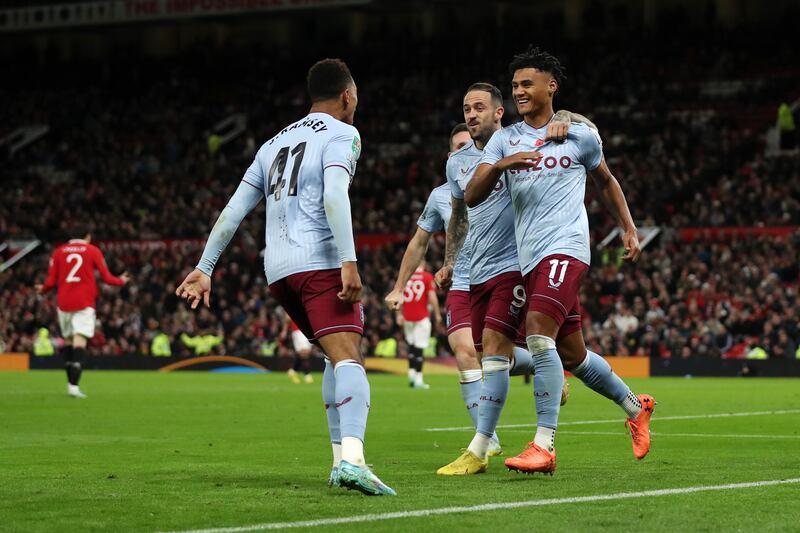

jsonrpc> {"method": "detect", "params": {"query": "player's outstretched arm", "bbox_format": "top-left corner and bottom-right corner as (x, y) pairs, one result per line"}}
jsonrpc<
(385, 227), (432, 310)
(588, 157), (641, 263)
(177, 180), (263, 309)
(546, 110), (598, 141)
(322, 165), (361, 303)
(435, 197), (469, 289)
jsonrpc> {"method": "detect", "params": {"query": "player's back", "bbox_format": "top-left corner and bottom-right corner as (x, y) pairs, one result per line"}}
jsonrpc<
(49, 241), (101, 312)
(251, 112), (361, 284)
(447, 141), (519, 285)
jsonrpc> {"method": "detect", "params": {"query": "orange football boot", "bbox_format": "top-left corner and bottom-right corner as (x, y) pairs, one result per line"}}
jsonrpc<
(625, 394), (656, 460)
(504, 442), (556, 475)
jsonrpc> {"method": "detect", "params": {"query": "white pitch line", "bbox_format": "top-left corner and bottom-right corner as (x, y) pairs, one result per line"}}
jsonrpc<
(161, 478), (800, 533)
(497, 429), (800, 440)
(424, 408), (800, 432)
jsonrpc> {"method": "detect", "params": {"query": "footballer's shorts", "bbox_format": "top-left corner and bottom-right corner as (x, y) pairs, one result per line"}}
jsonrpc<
(470, 271), (527, 352)
(403, 317), (431, 349)
(444, 289), (471, 335)
(57, 307), (96, 339)
(291, 329), (313, 353)
(269, 268), (364, 342)
(525, 254), (589, 340)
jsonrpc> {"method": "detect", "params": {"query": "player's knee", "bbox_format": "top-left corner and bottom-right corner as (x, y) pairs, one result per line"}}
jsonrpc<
(526, 334), (556, 355)
(481, 328), (513, 357)
(557, 345), (585, 370)
(526, 312), (559, 339)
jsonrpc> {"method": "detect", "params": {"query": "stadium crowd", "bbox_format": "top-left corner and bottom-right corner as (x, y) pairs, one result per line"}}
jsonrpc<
(2, 30), (798, 360)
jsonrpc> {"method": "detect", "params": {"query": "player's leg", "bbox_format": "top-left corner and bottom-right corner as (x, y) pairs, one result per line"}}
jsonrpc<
(57, 310), (74, 392)
(296, 269), (394, 495)
(411, 318), (431, 389)
(402, 321), (417, 386)
(299, 348), (314, 384)
(65, 308), (94, 398)
(465, 327), (514, 461)
(558, 329), (655, 459)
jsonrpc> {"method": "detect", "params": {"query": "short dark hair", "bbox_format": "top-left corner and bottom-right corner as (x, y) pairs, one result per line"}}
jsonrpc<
(465, 82), (503, 107)
(449, 123), (469, 144)
(307, 58), (354, 103)
(508, 45), (566, 90)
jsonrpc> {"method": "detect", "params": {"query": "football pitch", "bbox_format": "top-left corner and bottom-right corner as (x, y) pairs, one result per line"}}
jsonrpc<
(2, 371), (799, 532)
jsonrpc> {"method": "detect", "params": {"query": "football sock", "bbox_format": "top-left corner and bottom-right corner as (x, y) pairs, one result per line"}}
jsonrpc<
(528, 335), (562, 452)
(468, 356), (510, 459)
(301, 357), (311, 375)
(292, 357), (302, 372)
(334, 359), (369, 466)
(61, 345), (74, 384)
(533, 426), (556, 452)
(511, 346), (535, 376)
(459, 370), (482, 428)
(70, 348), (86, 386)
(322, 360), (341, 463)
(571, 350), (642, 419)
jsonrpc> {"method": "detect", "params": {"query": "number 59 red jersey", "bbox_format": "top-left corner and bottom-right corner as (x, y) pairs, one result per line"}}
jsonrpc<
(402, 270), (434, 322)
(40, 240), (124, 312)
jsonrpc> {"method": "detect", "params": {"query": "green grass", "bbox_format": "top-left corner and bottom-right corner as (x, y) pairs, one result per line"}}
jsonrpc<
(1, 371), (800, 532)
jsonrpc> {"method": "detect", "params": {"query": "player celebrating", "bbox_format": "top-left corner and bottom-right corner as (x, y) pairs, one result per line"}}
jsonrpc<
(436, 83), (587, 475)
(175, 59), (395, 496)
(466, 46), (655, 474)
(38, 225), (129, 398)
(396, 261), (440, 389)
(280, 312), (314, 384)
(385, 124), (502, 457)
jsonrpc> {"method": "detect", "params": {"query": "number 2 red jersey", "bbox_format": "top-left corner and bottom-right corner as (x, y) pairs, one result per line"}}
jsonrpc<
(402, 270), (434, 322)
(40, 240), (124, 312)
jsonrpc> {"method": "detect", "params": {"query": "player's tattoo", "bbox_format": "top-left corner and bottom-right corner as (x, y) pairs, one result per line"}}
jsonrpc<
(444, 197), (469, 267)
(554, 109), (598, 131)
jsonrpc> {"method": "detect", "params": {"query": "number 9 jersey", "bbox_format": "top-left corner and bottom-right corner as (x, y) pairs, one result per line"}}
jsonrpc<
(243, 112), (361, 284)
(40, 239), (125, 312)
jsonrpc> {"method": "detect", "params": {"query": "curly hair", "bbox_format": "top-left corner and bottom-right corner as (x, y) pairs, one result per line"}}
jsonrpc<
(508, 45), (566, 90)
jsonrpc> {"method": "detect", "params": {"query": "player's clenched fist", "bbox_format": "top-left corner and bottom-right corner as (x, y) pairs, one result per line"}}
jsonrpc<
(384, 288), (403, 310)
(622, 229), (642, 263)
(434, 264), (453, 290)
(175, 268), (212, 309)
(338, 261), (362, 303)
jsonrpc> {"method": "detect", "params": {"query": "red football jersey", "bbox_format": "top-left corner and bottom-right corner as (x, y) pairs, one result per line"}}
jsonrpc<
(40, 240), (125, 312)
(402, 270), (434, 322)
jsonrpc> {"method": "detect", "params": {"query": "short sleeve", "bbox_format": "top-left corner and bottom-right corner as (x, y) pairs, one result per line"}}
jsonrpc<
(417, 191), (444, 232)
(446, 156), (464, 200)
(575, 125), (603, 171)
(323, 127), (361, 178)
(242, 148), (265, 190)
(479, 129), (505, 166)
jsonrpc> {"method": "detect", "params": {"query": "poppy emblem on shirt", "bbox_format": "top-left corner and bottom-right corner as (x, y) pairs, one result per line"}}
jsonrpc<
(534, 139), (545, 147)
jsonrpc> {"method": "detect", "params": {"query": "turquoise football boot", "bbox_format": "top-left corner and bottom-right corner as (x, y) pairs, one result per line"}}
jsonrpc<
(336, 460), (397, 496)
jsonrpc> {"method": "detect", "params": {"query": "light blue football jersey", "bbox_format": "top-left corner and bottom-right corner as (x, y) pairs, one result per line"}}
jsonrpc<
(417, 184), (471, 291)
(480, 121), (602, 275)
(243, 112), (361, 284)
(447, 141), (519, 285)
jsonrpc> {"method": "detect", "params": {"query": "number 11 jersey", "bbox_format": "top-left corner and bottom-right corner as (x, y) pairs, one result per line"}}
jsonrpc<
(243, 112), (361, 284)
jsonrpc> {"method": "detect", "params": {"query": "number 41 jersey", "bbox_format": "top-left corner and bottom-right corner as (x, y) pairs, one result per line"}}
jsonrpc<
(242, 112), (361, 284)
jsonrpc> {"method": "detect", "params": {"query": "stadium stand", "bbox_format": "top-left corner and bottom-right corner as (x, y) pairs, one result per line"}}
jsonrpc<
(2, 29), (798, 360)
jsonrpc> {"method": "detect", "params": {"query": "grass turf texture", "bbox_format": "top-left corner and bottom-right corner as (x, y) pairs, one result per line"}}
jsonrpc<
(1, 371), (799, 532)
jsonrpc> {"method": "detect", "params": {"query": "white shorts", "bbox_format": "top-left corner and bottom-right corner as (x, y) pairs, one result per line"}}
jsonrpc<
(57, 307), (96, 339)
(403, 317), (431, 349)
(291, 330), (313, 353)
